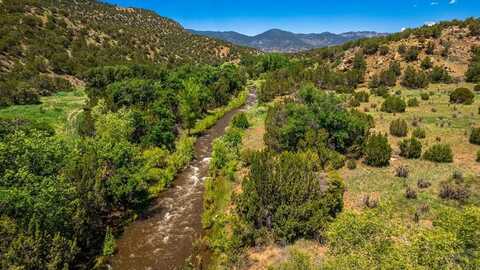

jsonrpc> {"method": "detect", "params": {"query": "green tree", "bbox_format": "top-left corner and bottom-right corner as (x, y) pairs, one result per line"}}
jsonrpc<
(364, 133), (392, 167)
(237, 151), (345, 242)
(179, 80), (203, 132)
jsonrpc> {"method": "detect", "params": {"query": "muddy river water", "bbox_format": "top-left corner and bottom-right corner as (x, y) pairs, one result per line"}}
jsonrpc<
(110, 91), (256, 270)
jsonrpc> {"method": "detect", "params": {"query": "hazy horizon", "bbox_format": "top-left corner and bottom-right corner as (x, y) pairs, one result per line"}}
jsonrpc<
(103, 0), (480, 35)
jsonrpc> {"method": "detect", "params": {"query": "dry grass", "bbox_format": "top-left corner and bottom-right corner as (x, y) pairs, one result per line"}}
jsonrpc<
(242, 105), (268, 151)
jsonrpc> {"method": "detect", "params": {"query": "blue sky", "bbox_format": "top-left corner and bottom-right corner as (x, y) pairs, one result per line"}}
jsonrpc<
(103, 0), (480, 35)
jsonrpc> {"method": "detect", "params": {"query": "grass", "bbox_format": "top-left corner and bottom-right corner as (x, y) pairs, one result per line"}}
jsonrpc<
(0, 89), (87, 135)
(358, 82), (480, 170)
(242, 104), (268, 151)
(339, 82), (480, 226)
(229, 83), (480, 268)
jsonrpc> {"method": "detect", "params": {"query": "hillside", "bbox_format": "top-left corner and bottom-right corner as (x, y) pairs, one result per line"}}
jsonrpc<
(200, 18), (480, 270)
(302, 20), (480, 82)
(189, 28), (387, 52)
(0, 0), (255, 107)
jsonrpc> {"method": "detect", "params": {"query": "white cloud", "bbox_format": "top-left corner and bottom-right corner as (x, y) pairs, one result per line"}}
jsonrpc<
(431, 1), (439, 5)
(425, 21), (437, 26)
(401, 27), (407, 32)
(449, 0), (457, 4)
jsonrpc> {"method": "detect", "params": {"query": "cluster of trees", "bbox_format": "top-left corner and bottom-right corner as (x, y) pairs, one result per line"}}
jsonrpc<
(369, 61), (402, 89)
(0, 113), (150, 269)
(258, 51), (369, 103)
(265, 84), (373, 155)
(225, 84), (376, 254)
(0, 62), (248, 269)
(0, 68), (74, 107)
(82, 64), (247, 148)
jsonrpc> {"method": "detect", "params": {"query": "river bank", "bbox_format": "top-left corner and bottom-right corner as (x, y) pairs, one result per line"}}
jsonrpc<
(109, 89), (257, 270)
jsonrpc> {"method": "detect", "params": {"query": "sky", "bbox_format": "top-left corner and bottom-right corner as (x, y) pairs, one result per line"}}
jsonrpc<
(102, 0), (480, 35)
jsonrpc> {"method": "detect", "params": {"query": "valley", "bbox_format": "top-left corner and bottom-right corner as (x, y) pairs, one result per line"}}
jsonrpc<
(1, 1), (480, 270)
(189, 29), (387, 53)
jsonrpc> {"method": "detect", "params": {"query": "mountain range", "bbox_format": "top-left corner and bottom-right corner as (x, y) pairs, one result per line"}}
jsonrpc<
(188, 28), (388, 52)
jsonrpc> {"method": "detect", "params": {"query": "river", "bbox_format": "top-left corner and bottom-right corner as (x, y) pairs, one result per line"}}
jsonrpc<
(110, 90), (257, 270)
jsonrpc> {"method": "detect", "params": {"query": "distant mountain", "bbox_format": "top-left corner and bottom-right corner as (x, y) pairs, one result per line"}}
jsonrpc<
(188, 29), (388, 52)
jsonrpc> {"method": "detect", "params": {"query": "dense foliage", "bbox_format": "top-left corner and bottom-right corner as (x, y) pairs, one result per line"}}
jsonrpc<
(466, 47), (480, 83)
(264, 84), (372, 154)
(389, 119), (409, 137)
(423, 144), (454, 163)
(401, 66), (429, 89)
(363, 133), (392, 167)
(469, 127), (480, 145)
(0, 114), (150, 269)
(0, 60), (249, 268)
(237, 150), (345, 242)
(399, 137), (422, 159)
(449, 87), (475, 105)
(381, 96), (406, 113)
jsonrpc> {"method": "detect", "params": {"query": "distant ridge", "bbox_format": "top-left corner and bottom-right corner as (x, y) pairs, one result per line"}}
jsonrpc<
(188, 28), (388, 52)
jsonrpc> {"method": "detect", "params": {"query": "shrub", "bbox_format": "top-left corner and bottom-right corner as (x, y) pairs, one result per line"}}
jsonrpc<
(379, 45), (389, 56)
(401, 66), (429, 89)
(417, 179), (432, 189)
(430, 66), (451, 83)
(421, 57), (433, 70)
(265, 95), (372, 153)
(318, 147), (346, 170)
(449, 88), (474, 105)
(354, 91), (370, 103)
(346, 159), (357, 170)
(396, 165), (409, 178)
(348, 97), (360, 107)
(406, 186), (418, 199)
(231, 112), (250, 129)
(372, 86), (389, 97)
(399, 137), (422, 159)
(477, 150), (480, 162)
(420, 92), (430, 101)
(426, 41), (435, 55)
(408, 97), (419, 107)
(381, 96), (406, 113)
(466, 62), (480, 83)
(404, 46), (420, 62)
(412, 128), (426, 139)
(474, 85), (480, 92)
(364, 133), (392, 167)
(423, 144), (453, 163)
(390, 119), (408, 137)
(362, 194), (379, 208)
(439, 181), (470, 202)
(452, 170), (464, 181)
(237, 151), (345, 242)
(469, 127), (480, 145)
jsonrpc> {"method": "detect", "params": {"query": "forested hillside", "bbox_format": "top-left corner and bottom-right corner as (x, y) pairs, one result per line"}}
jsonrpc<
(0, 0), (255, 107)
(0, 62), (250, 269)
